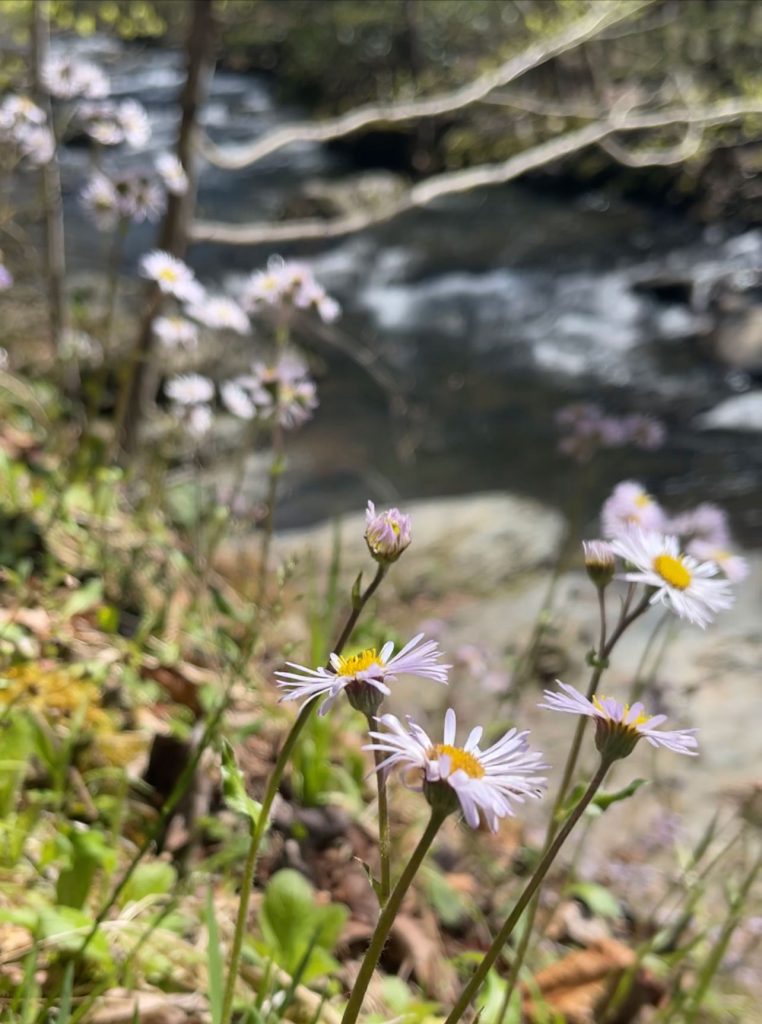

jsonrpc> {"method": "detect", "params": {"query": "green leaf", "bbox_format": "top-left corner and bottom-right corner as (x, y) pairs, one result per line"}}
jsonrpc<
(260, 869), (348, 982)
(61, 578), (103, 619)
(567, 882), (621, 919)
(592, 778), (648, 811)
(220, 740), (262, 825)
(118, 861), (178, 907)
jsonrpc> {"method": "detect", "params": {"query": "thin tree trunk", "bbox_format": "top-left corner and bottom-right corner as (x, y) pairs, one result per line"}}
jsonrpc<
(117, 0), (217, 457)
(30, 2), (67, 355)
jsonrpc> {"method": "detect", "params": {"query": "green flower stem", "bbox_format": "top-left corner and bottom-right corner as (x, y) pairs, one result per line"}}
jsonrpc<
(341, 808), (447, 1024)
(221, 563), (387, 1024)
(444, 757), (613, 1024)
(495, 587), (652, 1024)
(367, 716), (391, 904)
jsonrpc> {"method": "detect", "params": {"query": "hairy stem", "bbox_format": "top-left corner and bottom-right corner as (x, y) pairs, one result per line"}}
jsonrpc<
(341, 809), (446, 1024)
(444, 758), (613, 1024)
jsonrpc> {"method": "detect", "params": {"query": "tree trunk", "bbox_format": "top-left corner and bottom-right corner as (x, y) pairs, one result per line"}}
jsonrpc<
(117, 0), (218, 457)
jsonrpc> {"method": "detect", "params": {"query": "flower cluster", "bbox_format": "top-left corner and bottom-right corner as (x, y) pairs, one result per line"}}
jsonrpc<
(556, 403), (665, 462)
(81, 170), (166, 230)
(242, 258), (341, 324)
(40, 55), (110, 101)
(222, 352), (318, 430)
(594, 480), (747, 625)
(165, 372), (215, 439)
(0, 95), (54, 166)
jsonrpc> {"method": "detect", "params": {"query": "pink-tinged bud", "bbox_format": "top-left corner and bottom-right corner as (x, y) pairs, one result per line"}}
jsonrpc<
(364, 501), (412, 564)
(582, 539), (616, 588)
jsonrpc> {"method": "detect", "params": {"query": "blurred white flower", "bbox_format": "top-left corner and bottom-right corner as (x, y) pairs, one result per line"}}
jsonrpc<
(155, 152), (188, 195)
(153, 315), (199, 350)
(80, 172), (121, 230)
(221, 380), (258, 420)
(117, 99), (150, 148)
(41, 56), (109, 100)
(601, 481), (667, 539)
(165, 373), (214, 406)
(186, 295), (250, 335)
(140, 250), (203, 302)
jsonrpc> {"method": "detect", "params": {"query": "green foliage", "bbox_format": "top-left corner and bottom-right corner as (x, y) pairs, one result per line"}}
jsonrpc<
(259, 869), (348, 983)
(221, 738), (263, 825)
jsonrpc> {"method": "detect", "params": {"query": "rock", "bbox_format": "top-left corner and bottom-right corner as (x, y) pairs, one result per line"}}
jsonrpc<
(696, 391), (762, 431)
(710, 302), (762, 372)
(270, 492), (565, 596)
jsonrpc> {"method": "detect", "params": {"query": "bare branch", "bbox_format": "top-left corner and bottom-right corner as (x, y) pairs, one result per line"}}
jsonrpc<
(200, 1), (653, 171)
(191, 99), (762, 246)
(599, 124), (705, 167)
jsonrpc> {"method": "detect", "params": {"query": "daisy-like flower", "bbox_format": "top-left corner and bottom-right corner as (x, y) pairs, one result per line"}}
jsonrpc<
(153, 315), (198, 350)
(0, 95), (46, 131)
(365, 501), (412, 564)
(139, 250), (203, 302)
(276, 633), (449, 716)
(117, 99), (151, 148)
(221, 380), (258, 420)
(276, 378), (318, 429)
(186, 403), (213, 439)
(365, 708), (547, 831)
(80, 171), (121, 231)
(243, 266), (289, 309)
(611, 529), (734, 628)
(41, 56), (109, 100)
(156, 152), (188, 195)
(165, 373), (214, 406)
(601, 481), (667, 539)
(16, 124), (55, 165)
(185, 295), (250, 335)
(670, 503), (730, 546)
(539, 681), (698, 760)
(687, 540), (749, 584)
(119, 172), (165, 223)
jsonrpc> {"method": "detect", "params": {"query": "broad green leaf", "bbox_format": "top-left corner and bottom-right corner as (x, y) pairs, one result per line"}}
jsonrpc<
(592, 778), (648, 811)
(119, 861), (178, 907)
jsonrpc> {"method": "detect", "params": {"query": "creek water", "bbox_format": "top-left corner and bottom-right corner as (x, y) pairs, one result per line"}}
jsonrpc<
(58, 36), (762, 543)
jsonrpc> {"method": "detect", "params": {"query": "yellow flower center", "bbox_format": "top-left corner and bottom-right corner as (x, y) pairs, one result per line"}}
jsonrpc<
(336, 647), (382, 676)
(593, 695), (651, 727)
(653, 553), (692, 590)
(634, 493), (652, 508)
(432, 744), (485, 778)
(159, 267), (178, 283)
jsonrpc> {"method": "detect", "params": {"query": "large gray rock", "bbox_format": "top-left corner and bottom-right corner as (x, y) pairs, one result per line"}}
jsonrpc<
(270, 492), (565, 595)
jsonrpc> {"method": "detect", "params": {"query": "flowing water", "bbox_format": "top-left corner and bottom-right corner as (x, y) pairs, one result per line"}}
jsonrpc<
(58, 36), (762, 543)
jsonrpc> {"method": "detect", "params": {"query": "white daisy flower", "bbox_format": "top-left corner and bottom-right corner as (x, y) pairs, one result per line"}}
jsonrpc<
(186, 403), (213, 438)
(139, 250), (202, 302)
(539, 681), (698, 759)
(687, 540), (749, 584)
(221, 380), (258, 420)
(80, 171), (121, 231)
(41, 56), (109, 100)
(165, 373), (214, 406)
(185, 295), (250, 335)
(155, 152), (188, 195)
(601, 481), (667, 539)
(16, 125), (55, 165)
(0, 95), (46, 130)
(365, 708), (547, 831)
(276, 633), (449, 716)
(611, 529), (734, 628)
(153, 315), (198, 350)
(118, 99), (151, 148)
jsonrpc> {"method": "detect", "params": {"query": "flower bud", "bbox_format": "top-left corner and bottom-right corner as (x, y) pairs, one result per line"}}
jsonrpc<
(364, 501), (412, 564)
(593, 716), (640, 762)
(582, 539), (616, 588)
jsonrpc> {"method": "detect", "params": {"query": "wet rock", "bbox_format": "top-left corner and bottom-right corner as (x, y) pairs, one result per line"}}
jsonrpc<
(696, 391), (762, 431)
(710, 301), (762, 372)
